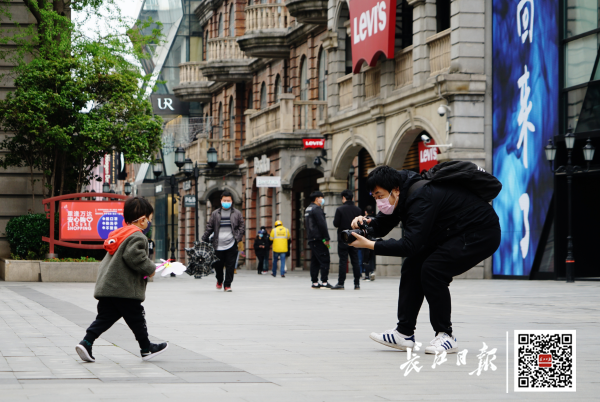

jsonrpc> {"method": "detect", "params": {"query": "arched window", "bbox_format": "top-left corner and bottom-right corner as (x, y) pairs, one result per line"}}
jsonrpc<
(218, 13), (224, 37)
(218, 102), (223, 139)
(229, 4), (235, 37)
(260, 82), (267, 109)
(229, 98), (235, 139)
(300, 57), (308, 101)
(318, 48), (327, 101)
(274, 75), (282, 103)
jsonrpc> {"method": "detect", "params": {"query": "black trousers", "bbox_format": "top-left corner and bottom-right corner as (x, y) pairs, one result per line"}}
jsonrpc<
(363, 249), (376, 274)
(396, 225), (501, 336)
(84, 297), (150, 350)
(338, 241), (361, 285)
(309, 240), (330, 283)
(257, 255), (266, 273)
(214, 243), (238, 287)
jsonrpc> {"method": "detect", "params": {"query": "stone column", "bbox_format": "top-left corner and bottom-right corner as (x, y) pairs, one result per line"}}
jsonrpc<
(408, 0), (436, 87)
(279, 94), (295, 133)
(317, 177), (347, 274)
(450, 0), (485, 75)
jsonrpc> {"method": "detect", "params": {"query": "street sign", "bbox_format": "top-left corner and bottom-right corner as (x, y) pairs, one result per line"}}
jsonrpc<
(183, 181), (192, 191)
(184, 195), (197, 208)
(155, 184), (163, 194)
(256, 176), (281, 188)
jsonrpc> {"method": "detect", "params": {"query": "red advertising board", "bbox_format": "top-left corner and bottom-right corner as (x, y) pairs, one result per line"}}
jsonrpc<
(418, 138), (439, 173)
(349, 0), (397, 73)
(303, 138), (325, 149)
(59, 201), (125, 241)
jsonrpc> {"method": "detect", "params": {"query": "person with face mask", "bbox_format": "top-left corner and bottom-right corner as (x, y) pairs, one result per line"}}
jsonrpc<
(253, 229), (270, 275)
(349, 166), (500, 355)
(304, 191), (332, 289)
(202, 190), (245, 292)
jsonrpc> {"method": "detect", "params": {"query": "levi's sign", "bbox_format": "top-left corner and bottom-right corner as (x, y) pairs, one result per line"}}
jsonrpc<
(303, 139), (325, 149)
(349, 0), (396, 74)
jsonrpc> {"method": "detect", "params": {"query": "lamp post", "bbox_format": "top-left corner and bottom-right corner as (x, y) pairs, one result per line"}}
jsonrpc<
(207, 147), (218, 170)
(124, 182), (132, 196)
(544, 130), (595, 283)
(168, 147), (186, 264)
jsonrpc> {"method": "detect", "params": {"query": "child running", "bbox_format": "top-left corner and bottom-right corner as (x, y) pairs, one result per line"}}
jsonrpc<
(75, 197), (168, 362)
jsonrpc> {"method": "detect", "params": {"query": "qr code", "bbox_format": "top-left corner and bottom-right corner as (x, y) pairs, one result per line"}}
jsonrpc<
(514, 330), (576, 392)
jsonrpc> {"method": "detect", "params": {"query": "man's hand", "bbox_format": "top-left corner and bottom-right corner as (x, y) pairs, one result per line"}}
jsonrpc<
(149, 270), (156, 278)
(351, 216), (372, 229)
(350, 232), (375, 250)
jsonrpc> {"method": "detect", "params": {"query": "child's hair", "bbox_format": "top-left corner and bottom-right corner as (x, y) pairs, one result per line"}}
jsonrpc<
(124, 197), (154, 224)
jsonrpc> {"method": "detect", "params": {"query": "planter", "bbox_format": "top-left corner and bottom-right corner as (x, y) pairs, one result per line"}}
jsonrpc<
(0, 259), (42, 282)
(40, 262), (100, 282)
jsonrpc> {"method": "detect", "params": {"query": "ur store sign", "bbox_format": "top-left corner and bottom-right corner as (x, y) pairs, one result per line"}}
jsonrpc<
(349, 0), (397, 74)
(59, 201), (125, 241)
(418, 138), (439, 173)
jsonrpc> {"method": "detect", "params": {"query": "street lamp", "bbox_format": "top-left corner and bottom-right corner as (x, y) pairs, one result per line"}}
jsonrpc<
(183, 158), (201, 240)
(169, 175), (178, 266)
(175, 147), (186, 169)
(152, 159), (163, 178)
(207, 147), (218, 170)
(544, 130), (595, 283)
(124, 182), (132, 196)
(102, 182), (110, 198)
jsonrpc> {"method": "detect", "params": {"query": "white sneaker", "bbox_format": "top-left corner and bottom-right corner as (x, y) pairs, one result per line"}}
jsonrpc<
(369, 329), (415, 351)
(424, 332), (458, 354)
(369, 271), (375, 281)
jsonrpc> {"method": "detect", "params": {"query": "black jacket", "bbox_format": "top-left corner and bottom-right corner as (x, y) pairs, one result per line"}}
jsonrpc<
(253, 236), (270, 257)
(305, 203), (330, 241)
(333, 201), (363, 234)
(371, 171), (499, 258)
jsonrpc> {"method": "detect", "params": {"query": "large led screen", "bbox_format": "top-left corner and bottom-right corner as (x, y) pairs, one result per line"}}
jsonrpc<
(492, 0), (558, 276)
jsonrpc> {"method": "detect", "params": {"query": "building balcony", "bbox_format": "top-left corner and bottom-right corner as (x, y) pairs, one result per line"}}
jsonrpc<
(427, 29), (451, 75)
(186, 136), (236, 167)
(242, 94), (327, 155)
(286, 0), (328, 25)
(237, 3), (297, 58)
(200, 37), (255, 82)
(173, 62), (218, 103)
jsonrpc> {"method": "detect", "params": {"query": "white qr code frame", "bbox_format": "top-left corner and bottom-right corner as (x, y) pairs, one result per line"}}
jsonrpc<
(514, 330), (576, 392)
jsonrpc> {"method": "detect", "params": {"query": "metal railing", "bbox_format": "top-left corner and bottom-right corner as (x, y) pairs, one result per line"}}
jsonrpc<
(338, 74), (352, 109)
(207, 37), (248, 61)
(179, 62), (208, 83)
(427, 28), (451, 75)
(395, 46), (413, 88)
(245, 2), (294, 32)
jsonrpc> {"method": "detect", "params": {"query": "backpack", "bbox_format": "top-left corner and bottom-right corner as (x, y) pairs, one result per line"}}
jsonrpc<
(408, 161), (502, 202)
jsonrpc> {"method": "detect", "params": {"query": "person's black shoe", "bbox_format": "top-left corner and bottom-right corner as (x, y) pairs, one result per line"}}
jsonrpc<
(321, 283), (333, 289)
(75, 340), (95, 362)
(170, 273), (176, 277)
(281, 275), (285, 278)
(354, 284), (360, 290)
(271, 273), (276, 277)
(331, 284), (344, 290)
(311, 283), (321, 289)
(194, 275), (201, 279)
(141, 342), (169, 361)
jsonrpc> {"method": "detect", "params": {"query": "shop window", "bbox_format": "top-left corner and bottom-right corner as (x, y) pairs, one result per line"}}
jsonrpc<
(229, 4), (235, 37)
(260, 82), (267, 109)
(565, 0), (599, 38)
(565, 34), (599, 88)
(274, 75), (282, 103)
(395, 0), (413, 51)
(318, 48), (327, 101)
(218, 13), (224, 37)
(436, 0), (451, 33)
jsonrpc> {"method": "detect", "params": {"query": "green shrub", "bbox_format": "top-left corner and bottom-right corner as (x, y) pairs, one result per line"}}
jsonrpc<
(5, 213), (49, 260)
(44, 256), (98, 263)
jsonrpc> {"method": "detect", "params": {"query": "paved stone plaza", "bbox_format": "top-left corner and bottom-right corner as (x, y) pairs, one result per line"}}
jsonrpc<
(0, 271), (598, 401)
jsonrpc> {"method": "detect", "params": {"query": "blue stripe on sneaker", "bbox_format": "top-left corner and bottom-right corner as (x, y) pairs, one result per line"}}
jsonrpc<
(383, 334), (388, 343)
(406, 335), (415, 342)
(444, 341), (451, 350)
(391, 334), (397, 344)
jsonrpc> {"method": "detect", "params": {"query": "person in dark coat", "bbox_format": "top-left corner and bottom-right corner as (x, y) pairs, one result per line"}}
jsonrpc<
(332, 189), (363, 290)
(253, 230), (270, 275)
(304, 190), (332, 289)
(349, 166), (500, 355)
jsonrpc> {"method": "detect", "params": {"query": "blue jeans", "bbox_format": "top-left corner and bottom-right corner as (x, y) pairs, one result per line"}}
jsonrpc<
(272, 252), (286, 276)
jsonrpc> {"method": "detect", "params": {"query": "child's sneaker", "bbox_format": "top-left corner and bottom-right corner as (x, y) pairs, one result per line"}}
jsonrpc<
(424, 332), (458, 354)
(369, 329), (415, 351)
(75, 340), (95, 362)
(141, 342), (169, 361)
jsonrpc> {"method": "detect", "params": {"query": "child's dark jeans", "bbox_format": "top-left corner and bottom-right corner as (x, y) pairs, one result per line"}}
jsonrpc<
(84, 297), (150, 350)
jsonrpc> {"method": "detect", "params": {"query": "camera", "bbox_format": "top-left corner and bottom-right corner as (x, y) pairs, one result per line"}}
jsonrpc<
(437, 105), (446, 116)
(421, 134), (431, 144)
(341, 221), (375, 244)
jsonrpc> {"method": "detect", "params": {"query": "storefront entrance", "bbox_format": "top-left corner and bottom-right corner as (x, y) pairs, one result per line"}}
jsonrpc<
(291, 169), (323, 270)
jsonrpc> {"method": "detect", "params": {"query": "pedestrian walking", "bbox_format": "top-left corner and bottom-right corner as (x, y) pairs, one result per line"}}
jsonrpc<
(75, 197), (168, 363)
(362, 205), (376, 281)
(349, 164), (501, 354)
(254, 230), (270, 275)
(270, 220), (291, 277)
(202, 191), (245, 292)
(305, 191), (332, 289)
(260, 225), (271, 272)
(332, 190), (363, 290)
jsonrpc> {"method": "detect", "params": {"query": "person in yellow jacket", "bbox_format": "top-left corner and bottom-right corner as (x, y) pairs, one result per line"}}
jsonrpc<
(270, 220), (291, 277)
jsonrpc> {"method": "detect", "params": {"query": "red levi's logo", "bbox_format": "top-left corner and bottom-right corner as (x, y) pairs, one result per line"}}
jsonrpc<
(538, 354), (552, 368)
(418, 138), (439, 173)
(349, 0), (397, 74)
(303, 139), (325, 149)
